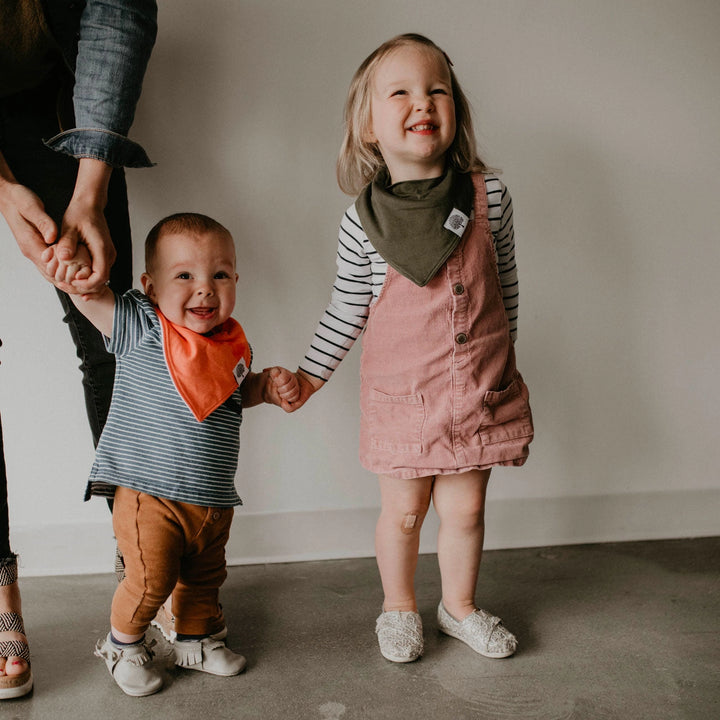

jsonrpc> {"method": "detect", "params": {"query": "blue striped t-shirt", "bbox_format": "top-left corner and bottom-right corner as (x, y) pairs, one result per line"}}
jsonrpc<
(88, 290), (245, 507)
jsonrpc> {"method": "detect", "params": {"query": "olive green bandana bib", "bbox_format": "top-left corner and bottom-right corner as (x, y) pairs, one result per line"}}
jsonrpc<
(355, 168), (474, 287)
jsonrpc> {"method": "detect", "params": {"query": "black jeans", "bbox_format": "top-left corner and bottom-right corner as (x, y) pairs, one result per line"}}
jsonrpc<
(0, 77), (133, 558)
(0, 415), (10, 559)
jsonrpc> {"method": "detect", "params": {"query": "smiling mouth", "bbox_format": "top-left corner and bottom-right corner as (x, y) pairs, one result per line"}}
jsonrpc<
(409, 124), (438, 133)
(188, 307), (217, 318)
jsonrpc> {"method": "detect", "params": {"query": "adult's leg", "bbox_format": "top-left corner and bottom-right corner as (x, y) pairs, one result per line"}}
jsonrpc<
(0, 414), (32, 694)
(375, 475), (434, 612)
(0, 83), (74, 692)
(433, 469), (491, 620)
(0, 411), (10, 560)
(0, 76), (131, 697)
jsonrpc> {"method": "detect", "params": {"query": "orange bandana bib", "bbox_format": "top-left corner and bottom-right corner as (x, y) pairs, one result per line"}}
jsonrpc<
(157, 311), (251, 422)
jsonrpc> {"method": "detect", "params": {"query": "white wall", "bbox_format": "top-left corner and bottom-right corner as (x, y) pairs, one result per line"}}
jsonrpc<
(1, 0), (718, 576)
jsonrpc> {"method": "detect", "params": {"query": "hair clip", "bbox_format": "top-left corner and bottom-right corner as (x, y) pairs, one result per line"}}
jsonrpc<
(442, 51), (454, 67)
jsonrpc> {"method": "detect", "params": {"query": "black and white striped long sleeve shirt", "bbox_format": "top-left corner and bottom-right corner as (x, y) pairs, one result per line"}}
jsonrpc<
(300, 175), (519, 382)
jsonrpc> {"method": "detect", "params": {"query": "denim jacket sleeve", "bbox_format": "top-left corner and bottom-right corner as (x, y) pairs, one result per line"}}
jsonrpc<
(43, 0), (158, 168)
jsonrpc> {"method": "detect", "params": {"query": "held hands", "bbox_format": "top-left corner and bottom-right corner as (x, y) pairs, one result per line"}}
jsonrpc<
(49, 158), (116, 294)
(3, 185), (106, 295)
(261, 367), (324, 413)
(261, 367), (301, 412)
(49, 191), (116, 295)
(266, 368), (324, 413)
(41, 241), (93, 289)
(1, 157), (115, 295)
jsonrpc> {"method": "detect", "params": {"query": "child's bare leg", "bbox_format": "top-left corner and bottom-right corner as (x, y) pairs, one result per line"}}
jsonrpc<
(110, 627), (145, 644)
(433, 469), (491, 620)
(375, 475), (433, 612)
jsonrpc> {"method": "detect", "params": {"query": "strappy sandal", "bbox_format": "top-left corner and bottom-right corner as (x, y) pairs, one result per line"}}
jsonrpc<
(0, 557), (33, 699)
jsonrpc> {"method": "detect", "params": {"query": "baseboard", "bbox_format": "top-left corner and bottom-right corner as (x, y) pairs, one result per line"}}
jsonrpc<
(11, 489), (720, 577)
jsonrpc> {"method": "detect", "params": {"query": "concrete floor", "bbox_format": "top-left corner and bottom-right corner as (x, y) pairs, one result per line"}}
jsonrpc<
(3, 537), (718, 719)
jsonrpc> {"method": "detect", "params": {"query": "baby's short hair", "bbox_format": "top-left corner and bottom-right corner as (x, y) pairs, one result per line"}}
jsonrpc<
(145, 212), (232, 271)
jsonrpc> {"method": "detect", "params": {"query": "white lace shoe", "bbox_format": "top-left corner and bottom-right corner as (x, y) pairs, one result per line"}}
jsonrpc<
(437, 602), (517, 658)
(375, 610), (424, 663)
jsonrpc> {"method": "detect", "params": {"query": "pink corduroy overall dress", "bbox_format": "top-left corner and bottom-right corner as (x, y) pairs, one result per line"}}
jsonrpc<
(358, 173), (534, 480)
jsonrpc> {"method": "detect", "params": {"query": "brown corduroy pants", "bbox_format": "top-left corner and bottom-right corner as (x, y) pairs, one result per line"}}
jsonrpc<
(111, 486), (233, 637)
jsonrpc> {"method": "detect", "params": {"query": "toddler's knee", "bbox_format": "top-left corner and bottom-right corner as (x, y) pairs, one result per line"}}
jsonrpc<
(400, 510), (426, 535)
(455, 506), (486, 531)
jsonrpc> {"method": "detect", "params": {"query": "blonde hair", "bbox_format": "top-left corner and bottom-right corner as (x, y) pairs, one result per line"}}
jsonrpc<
(337, 33), (490, 196)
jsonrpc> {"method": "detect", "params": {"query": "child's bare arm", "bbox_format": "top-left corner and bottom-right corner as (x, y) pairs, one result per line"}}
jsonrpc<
(38, 242), (114, 335)
(69, 285), (116, 338)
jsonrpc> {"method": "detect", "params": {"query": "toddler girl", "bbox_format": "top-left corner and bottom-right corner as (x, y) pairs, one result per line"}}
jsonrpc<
(292, 34), (533, 663)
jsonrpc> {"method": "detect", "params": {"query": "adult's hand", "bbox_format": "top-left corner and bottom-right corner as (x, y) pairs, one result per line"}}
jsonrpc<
(53, 158), (115, 294)
(0, 154), (58, 280)
(1, 153), (115, 295)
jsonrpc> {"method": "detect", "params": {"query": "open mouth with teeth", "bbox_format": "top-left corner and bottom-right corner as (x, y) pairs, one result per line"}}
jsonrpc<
(409, 123), (438, 133)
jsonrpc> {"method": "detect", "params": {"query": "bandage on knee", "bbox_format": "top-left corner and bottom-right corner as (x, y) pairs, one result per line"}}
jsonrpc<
(401, 512), (419, 534)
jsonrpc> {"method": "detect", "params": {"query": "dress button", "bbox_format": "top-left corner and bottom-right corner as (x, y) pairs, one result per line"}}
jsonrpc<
(455, 333), (468, 344)
(453, 283), (465, 295)
(212, 511), (221, 520)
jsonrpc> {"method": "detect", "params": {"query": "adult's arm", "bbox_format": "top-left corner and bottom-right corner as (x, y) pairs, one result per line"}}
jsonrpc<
(44, 0), (158, 292)
(44, 0), (158, 169)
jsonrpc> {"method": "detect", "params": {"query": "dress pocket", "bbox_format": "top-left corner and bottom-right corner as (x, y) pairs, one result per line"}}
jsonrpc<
(478, 373), (534, 446)
(367, 388), (425, 454)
